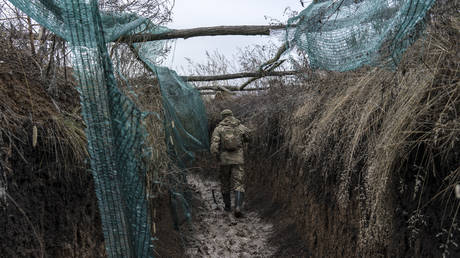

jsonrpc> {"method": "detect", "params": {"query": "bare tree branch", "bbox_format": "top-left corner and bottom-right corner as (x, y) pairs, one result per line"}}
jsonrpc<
(196, 86), (270, 91)
(239, 60), (285, 90)
(128, 43), (155, 73)
(239, 43), (288, 90)
(117, 24), (287, 43)
(137, 70), (298, 87)
(184, 70), (299, 82)
(12, 24), (289, 45)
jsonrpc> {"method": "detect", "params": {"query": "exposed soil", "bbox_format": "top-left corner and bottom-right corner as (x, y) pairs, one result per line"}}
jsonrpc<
(150, 193), (187, 258)
(2, 3), (458, 257)
(0, 153), (106, 258)
(0, 56), (185, 258)
(184, 173), (276, 258)
(0, 59), (106, 257)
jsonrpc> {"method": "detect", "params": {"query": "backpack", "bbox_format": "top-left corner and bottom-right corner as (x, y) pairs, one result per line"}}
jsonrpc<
(221, 125), (242, 151)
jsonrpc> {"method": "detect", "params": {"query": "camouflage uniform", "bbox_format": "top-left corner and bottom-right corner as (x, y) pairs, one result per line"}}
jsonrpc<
(210, 112), (250, 193)
(211, 109), (249, 218)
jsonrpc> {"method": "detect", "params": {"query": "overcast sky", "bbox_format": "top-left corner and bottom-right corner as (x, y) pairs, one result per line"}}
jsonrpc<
(166, 0), (310, 72)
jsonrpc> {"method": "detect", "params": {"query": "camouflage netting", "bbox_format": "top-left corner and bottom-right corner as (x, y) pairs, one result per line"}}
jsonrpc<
(288, 0), (435, 71)
(8, 0), (209, 257)
(6, 0), (438, 257)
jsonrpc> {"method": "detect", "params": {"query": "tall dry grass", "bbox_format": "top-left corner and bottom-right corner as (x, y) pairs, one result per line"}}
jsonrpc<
(0, 33), (174, 256)
(206, 3), (459, 256)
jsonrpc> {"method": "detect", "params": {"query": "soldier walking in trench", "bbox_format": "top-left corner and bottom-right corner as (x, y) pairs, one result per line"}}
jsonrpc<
(210, 109), (250, 218)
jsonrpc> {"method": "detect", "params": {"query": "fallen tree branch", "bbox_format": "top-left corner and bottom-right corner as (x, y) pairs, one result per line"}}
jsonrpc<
(118, 25), (287, 43)
(139, 70), (298, 86)
(201, 92), (218, 95)
(239, 43), (288, 90)
(126, 45), (296, 92)
(196, 86), (269, 91)
(260, 42), (288, 71)
(239, 60), (285, 90)
(15, 24), (289, 44)
(200, 87), (268, 95)
(216, 85), (235, 94)
(184, 70), (299, 82)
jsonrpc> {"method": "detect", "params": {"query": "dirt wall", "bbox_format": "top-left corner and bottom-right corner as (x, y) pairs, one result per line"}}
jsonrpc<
(207, 8), (459, 257)
(1, 144), (106, 257)
(0, 59), (106, 257)
(0, 52), (184, 257)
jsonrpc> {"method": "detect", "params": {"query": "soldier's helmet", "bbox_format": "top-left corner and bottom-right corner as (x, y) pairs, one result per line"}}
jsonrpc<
(220, 109), (233, 119)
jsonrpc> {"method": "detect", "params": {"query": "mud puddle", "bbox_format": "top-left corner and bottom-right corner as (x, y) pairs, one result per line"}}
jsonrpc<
(185, 174), (276, 258)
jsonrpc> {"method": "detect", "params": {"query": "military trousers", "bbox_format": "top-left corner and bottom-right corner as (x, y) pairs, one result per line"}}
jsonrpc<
(219, 164), (245, 193)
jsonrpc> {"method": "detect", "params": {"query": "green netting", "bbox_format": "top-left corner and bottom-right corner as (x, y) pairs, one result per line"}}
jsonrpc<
(288, 0), (435, 71)
(6, 0), (436, 257)
(154, 67), (209, 165)
(154, 66), (209, 229)
(130, 26), (209, 228)
(8, 0), (209, 257)
(133, 38), (210, 164)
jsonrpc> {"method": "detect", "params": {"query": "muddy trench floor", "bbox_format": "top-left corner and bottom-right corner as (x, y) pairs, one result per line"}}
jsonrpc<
(182, 174), (276, 258)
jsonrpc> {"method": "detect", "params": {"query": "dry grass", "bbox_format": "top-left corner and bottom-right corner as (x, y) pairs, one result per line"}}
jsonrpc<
(0, 31), (173, 193)
(0, 32), (175, 256)
(120, 77), (171, 197)
(205, 3), (459, 255)
(286, 13), (458, 251)
(0, 36), (104, 257)
(0, 42), (87, 171)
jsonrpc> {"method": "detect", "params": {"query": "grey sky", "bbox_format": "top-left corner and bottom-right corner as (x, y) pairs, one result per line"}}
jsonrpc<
(166, 0), (310, 72)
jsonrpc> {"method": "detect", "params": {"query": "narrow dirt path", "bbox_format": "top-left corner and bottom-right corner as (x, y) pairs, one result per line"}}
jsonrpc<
(185, 174), (276, 258)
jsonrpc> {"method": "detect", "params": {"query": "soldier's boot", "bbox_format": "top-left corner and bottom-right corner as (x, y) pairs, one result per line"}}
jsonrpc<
(222, 192), (232, 212)
(234, 191), (245, 218)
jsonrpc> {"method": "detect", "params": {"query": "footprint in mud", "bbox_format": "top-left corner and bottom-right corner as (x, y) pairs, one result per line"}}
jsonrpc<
(185, 174), (276, 258)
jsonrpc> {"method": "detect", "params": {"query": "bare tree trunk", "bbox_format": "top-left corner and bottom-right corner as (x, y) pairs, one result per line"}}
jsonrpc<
(13, 24), (290, 43)
(115, 24), (287, 43)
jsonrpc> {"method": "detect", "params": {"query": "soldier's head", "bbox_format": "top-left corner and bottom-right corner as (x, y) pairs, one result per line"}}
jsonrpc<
(220, 109), (233, 119)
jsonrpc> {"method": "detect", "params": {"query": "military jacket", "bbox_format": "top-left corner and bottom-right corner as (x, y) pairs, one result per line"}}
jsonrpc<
(210, 116), (250, 165)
